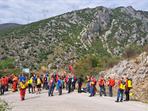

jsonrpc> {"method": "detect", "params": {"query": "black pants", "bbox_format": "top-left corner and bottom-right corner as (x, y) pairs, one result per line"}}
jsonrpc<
(78, 84), (82, 93)
(0, 85), (5, 95)
(58, 87), (62, 95)
(72, 82), (76, 91)
(125, 89), (130, 101)
(5, 84), (8, 91)
(68, 83), (71, 93)
(28, 84), (33, 93)
(43, 82), (48, 90)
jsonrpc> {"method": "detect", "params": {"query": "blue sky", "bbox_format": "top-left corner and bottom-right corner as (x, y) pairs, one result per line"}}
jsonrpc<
(0, 0), (148, 24)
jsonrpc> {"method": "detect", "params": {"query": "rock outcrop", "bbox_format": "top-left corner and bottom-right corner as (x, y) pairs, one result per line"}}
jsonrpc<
(103, 52), (148, 102)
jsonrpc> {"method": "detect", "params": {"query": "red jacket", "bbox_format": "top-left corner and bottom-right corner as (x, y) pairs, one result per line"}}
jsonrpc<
(108, 79), (115, 87)
(65, 76), (68, 83)
(0, 78), (2, 84)
(1, 78), (5, 85)
(98, 78), (105, 86)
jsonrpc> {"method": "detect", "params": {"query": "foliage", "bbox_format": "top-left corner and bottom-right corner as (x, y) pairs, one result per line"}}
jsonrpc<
(0, 58), (21, 77)
(74, 54), (120, 77)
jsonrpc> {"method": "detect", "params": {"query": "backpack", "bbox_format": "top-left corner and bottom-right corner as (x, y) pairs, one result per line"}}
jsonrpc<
(37, 78), (41, 85)
(128, 79), (132, 88)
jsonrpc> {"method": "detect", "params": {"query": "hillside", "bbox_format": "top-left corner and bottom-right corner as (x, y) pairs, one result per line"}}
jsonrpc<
(0, 6), (148, 73)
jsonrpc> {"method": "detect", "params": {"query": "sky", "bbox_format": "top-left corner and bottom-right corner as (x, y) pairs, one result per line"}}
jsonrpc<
(0, 0), (148, 24)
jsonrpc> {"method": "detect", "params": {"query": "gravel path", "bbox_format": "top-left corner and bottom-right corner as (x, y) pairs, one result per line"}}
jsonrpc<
(1, 90), (148, 111)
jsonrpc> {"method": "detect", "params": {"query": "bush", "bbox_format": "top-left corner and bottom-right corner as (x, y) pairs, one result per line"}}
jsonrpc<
(74, 54), (120, 76)
(0, 58), (21, 77)
(123, 45), (143, 59)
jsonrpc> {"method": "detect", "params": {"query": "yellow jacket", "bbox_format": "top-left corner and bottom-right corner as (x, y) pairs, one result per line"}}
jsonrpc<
(28, 78), (33, 84)
(20, 82), (27, 89)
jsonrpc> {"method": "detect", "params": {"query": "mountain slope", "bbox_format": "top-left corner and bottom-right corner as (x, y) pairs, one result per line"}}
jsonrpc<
(0, 23), (21, 32)
(0, 6), (148, 70)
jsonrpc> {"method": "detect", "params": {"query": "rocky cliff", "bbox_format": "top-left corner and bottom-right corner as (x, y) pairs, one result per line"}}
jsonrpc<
(103, 52), (148, 102)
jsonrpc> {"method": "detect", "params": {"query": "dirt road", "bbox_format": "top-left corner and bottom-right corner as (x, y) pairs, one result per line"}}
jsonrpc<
(1, 90), (148, 111)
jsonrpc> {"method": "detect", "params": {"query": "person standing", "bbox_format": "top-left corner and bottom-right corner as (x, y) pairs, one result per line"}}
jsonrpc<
(57, 77), (62, 95)
(12, 75), (18, 92)
(77, 75), (83, 93)
(68, 74), (72, 93)
(48, 77), (55, 96)
(43, 74), (48, 90)
(98, 76), (106, 96)
(72, 75), (77, 91)
(107, 77), (115, 97)
(65, 75), (69, 90)
(36, 75), (42, 94)
(19, 80), (27, 101)
(86, 76), (91, 93)
(28, 76), (33, 93)
(89, 76), (97, 97)
(0, 77), (5, 95)
(115, 77), (125, 102)
(4, 76), (9, 92)
(125, 77), (132, 101)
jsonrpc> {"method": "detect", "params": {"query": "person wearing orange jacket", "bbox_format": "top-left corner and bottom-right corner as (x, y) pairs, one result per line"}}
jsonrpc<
(115, 77), (125, 102)
(98, 76), (106, 96)
(12, 75), (18, 92)
(107, 77), (115, 97)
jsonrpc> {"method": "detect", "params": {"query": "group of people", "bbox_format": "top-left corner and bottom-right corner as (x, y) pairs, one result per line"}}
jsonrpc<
(0, 75), (19, 95)
(84, 75), (132, 102)
(0, 71), (133, 102)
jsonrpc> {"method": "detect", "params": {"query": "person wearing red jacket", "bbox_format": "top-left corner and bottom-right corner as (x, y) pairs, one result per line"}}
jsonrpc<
(0, 77), (5, 95)
(107, 77), (115, 97)
(98, 76), (106, 96)
(4, 76), (9, 91)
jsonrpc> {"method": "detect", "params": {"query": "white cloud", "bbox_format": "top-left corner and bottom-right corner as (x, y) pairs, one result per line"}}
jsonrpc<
(0, 0), (148, 24)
